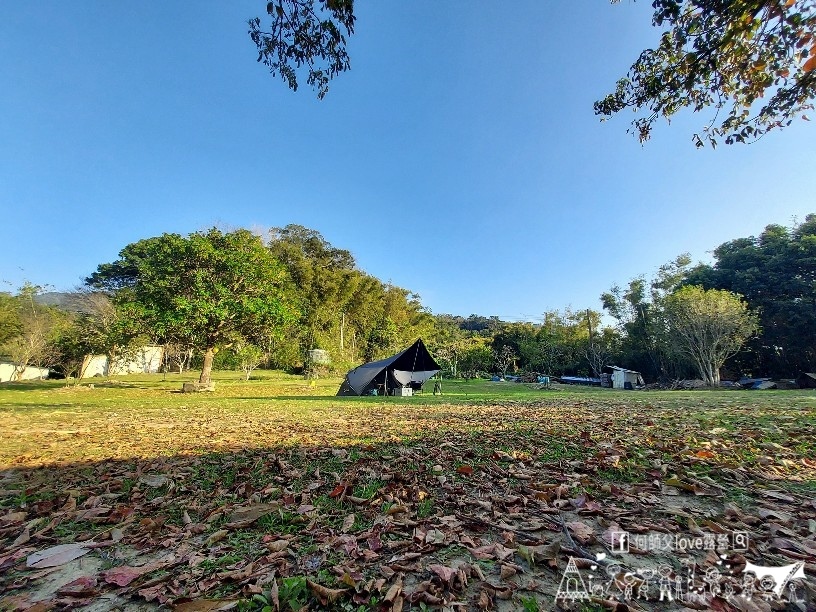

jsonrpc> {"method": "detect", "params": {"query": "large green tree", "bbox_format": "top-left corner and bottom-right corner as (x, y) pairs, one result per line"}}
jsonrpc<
(664, 286), (759, 385)
(426, 315), (471, 378)
(0, 293), (23, 346)
(267, 224), (433, 368)
(602, 254), (694, 380)
(266, 224), (357, 360)
(597, 0), (816, 146)
(458, 338), (493, 378)
(685, 215), (816, 375)
(88, 228), (297, 385)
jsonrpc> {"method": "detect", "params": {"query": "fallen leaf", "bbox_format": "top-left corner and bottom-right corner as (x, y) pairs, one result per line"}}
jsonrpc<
(269, 576), (280, 610)
(346, 495), (370, 504)
(429, 564), (457, 585)
(0, 511), (27, 525)
(477, 589), (492, 609)
(26, 543), (91, 569)
(468, 544), (497, 560)
(224, 502), (281, 529)
(500, 564), (517, 579)
(384, 579), (403, 603)
(206, 529), (229, 546)
(307, 579), (347, 605)
(12, 527), (30, 547)
(265, 539), (289, 552)
(218, 562), (254, 581)
(424, 528), (445, 545)
(329, 484), (347, 498)
(759, 489), (795, 503)
(56, 576), (98, 597)
(138, 474), (169, 488)
(173, 600), (239, 612)
(566, 521), (595, 544)
(493, 543), (515, 561)
(101, 563), (158, 587)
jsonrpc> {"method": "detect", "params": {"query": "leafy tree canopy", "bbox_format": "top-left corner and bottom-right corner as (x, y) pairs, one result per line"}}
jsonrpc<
(249, 0), (355, 99)
(596, 0), (816, 146)
(88, 228), (298, 384)
(264, 224), (432, 367)
(249, 1), (816, 146)
(0, 284), (72, 379)
(602, 254), (694, 380)
(685, 214), (816, 375)
(0, 293), (23, 346)
(664, 285), (759, 385)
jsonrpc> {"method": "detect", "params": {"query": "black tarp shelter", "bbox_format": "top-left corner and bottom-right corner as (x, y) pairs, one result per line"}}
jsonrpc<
(797, 372), (816, 389)
(337, 339), (441, 396)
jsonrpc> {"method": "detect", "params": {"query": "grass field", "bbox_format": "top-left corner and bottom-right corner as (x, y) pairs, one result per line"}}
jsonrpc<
(0, 373), (814, 610)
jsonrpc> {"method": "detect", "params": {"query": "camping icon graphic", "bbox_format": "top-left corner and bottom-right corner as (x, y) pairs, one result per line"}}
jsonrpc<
(556, 557), (590, 602)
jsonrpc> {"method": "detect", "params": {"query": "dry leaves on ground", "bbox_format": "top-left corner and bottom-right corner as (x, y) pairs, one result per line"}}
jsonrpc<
(0, 393), (814, 610)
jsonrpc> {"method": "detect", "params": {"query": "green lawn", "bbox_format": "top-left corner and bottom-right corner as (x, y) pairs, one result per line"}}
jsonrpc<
(0, 373), (814, 610)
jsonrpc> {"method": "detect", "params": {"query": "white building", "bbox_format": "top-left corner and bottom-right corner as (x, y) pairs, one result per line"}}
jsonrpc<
(0, 363), (49, 383)
(81, 346), (164, 378)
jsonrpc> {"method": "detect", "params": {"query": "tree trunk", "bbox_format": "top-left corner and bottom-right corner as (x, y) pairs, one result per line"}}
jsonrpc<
(701, 361), (718, 387)
(200, 347), (215, 384)
(107, 347), (118, 380)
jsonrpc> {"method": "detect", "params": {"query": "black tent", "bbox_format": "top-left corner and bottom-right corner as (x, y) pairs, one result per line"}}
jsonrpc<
(337, 339), (441, 396)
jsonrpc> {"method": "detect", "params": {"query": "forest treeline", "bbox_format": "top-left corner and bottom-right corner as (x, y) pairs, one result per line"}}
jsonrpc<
(1, 216), (814, 384)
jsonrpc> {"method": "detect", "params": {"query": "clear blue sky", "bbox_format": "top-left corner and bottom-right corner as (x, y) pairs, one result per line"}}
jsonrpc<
(1, 1), (813, 321)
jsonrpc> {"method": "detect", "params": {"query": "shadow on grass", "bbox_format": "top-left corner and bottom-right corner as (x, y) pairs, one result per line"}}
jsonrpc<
(1, 381), (815, 609)
(0, 380), (168, 393)
(235, 395), (447, 402)
(0, 381), (62, 392)
(1, 422), (815, 610)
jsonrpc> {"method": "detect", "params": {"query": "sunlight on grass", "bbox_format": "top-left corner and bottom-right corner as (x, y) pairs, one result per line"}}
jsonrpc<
(0, 372), (814, 472)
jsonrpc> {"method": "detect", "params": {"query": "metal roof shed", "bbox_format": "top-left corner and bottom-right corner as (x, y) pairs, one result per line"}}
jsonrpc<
(604, 366), (644, 389)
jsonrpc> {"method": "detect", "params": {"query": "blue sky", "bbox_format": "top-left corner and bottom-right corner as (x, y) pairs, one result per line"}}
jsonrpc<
(1, 1), (814, 321)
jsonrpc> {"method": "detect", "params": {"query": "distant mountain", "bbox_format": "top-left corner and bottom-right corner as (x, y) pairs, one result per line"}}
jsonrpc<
(34, 292), (93, 314)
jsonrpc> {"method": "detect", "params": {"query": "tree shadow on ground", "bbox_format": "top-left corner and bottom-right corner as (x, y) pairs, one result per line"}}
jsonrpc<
(0, 380), (166, 393)
(0, 381), (60, 392)
(1, 423), (815, 611)
(235, 395), (442, 402)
